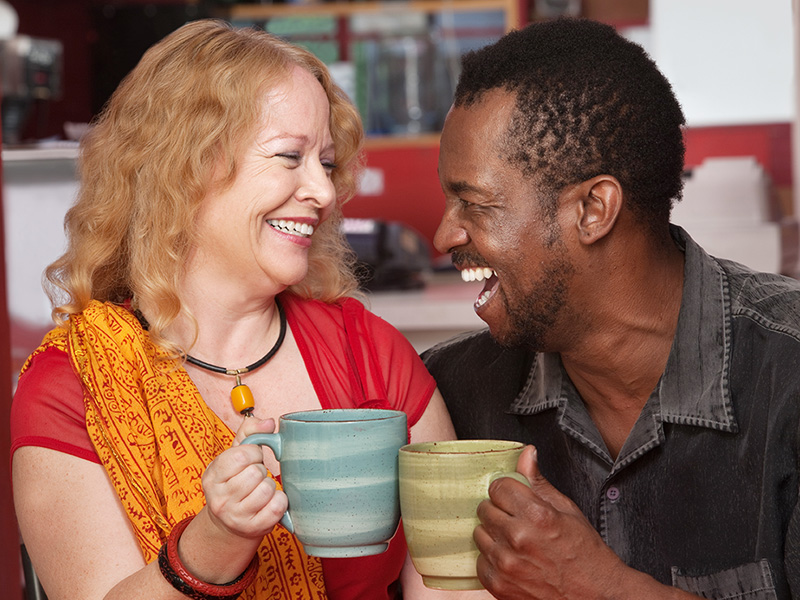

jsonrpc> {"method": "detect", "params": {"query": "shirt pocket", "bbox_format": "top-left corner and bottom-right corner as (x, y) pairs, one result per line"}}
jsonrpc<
(671, 559), (777, 599)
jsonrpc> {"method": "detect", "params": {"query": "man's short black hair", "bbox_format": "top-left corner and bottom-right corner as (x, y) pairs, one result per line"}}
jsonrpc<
(455, 18), (686, 230)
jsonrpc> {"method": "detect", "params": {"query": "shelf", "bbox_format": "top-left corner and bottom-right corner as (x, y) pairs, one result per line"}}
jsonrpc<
(217, 1), (518, 143)
(0, 138), (435, 160)
(364, 132), (440, 149)
(2, 145), (79, 162)
(219, 0), (519, 29)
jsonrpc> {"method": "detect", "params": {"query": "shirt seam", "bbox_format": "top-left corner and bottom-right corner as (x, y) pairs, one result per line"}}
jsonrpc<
(733, 307), (800, 344)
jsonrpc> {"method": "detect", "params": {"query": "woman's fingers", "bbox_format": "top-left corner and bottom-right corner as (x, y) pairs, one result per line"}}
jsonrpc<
(232, 417), (277, 445)
(202, 421), (289, 536)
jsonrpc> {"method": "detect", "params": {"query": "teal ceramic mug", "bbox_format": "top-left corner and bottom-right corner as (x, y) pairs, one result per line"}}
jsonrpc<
(242, 408), (407, 558)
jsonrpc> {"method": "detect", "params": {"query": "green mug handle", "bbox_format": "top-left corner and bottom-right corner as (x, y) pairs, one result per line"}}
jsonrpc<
(242, 433), (294, 533)
(488, 471), (531, 488)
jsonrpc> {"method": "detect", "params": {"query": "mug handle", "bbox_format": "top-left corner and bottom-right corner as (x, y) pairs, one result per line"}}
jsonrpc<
(488, 472), (531, 488)
(242, 433), (294, 533)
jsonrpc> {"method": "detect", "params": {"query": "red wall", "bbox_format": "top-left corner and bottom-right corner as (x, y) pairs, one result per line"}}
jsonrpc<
(344, 144), (445, 254)
(345, 122), (795, 258)
(0, 136), (23, 600)
(684, 122), (793, 187)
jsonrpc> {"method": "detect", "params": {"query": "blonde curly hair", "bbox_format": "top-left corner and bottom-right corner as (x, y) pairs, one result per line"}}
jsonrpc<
(45, 19), (364, 352)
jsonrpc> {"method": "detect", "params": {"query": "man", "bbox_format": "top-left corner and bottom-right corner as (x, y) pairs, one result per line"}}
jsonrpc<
(422, 17), (800, 599)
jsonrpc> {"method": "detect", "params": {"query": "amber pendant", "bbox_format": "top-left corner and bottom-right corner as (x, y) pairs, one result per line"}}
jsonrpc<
(231, 374), (255, 417)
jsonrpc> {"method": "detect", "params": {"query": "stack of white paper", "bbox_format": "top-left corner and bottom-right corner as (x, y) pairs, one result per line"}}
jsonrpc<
(671, 156), (797, 274)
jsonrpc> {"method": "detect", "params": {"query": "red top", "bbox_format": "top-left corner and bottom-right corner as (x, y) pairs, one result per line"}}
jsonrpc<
(10, 295), (436, 600)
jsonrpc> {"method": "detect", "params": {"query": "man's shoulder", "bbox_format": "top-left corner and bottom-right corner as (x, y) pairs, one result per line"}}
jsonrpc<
(422, 329), (505, 370)
(720, 259), (800, 338)
(422, 328), (535, 388)
(422, 329), (537, 432)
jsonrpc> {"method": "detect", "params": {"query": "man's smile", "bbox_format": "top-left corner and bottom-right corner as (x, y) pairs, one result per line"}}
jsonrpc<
(459, 266), (499, 311)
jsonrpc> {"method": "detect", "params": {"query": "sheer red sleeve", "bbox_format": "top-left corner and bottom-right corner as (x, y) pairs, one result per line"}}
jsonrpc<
(10, 346), (100, 466)
(282, 294), (436, 600)
(285, 294), (437, 428)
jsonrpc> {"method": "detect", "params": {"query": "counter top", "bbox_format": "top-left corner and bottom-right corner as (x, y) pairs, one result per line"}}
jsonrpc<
(366, 272), (487, 351)
(367, 272), (483, 329)
(2, 143), (78, 162)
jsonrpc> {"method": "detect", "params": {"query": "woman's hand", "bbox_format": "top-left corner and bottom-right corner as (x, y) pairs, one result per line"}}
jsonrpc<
(13, 418), (288, 600)
(201, 417), (289, 540)
(173, 418), (288, 587)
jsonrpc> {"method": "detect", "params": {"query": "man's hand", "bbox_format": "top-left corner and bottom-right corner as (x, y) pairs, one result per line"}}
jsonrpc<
(473, 445), (627, 600)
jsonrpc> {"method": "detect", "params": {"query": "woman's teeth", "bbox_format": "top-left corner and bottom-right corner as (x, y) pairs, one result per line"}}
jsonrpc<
(460, 267), (495, 282)
(267, 219), (314, 237)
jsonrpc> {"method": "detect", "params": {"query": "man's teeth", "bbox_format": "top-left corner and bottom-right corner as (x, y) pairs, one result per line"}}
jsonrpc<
(475, 290), (492, 308)
(460, 267), (495, 282)
(267, 219), (314, 237)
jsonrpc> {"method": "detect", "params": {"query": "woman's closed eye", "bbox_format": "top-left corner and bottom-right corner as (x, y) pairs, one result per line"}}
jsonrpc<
(276, 153), (336, 173)
(276, 152), (301, 164)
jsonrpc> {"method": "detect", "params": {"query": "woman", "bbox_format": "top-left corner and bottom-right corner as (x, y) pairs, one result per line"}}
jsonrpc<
(10, 19), (478, 600)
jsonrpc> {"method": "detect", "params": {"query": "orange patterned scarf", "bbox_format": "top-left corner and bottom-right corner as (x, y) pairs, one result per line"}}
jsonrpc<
(38, 300), (326, 599)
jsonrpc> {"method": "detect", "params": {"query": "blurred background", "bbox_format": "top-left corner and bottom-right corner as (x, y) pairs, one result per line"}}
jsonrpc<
(2, 0), (796, 349)
(0, 1), (797, 596)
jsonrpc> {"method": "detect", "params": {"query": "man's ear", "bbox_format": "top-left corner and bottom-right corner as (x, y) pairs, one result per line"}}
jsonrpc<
(572, 175), (623, 245)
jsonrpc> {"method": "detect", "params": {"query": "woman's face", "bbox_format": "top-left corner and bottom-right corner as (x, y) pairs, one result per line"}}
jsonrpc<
(190, 65), (337, 298)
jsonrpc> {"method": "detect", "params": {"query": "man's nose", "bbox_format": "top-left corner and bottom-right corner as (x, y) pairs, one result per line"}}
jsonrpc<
(433, 209), (469, 254)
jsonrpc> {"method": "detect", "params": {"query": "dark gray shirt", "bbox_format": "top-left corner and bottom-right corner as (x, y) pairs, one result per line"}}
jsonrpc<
(422, 227), (800, 599)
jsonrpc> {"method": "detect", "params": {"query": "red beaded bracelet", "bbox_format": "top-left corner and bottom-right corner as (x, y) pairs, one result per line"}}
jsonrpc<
(157, 516), (259, 600)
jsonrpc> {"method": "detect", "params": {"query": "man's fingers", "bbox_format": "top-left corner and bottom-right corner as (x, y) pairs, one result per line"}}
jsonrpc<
(517, 444), (538, 481)
(488, 446), (579, 519)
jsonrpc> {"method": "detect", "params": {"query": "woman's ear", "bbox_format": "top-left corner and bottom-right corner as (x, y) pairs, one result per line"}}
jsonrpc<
(573, 175), (623, 245)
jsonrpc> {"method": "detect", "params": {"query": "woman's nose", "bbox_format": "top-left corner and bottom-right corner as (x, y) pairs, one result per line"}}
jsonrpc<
(298, 162), (336, 209)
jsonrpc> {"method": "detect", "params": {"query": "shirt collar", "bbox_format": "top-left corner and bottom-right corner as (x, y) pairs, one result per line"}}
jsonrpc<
(509, 225), (737, 434)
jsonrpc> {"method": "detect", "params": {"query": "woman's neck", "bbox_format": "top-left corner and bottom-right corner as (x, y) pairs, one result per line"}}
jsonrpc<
(144, 274), (286, 368)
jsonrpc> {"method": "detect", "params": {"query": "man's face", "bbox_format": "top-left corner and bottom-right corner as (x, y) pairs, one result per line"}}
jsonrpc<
(435, 89), (576, 350)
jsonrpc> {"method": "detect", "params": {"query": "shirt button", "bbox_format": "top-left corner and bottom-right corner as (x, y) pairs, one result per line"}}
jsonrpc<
(606, 486), (621, 502)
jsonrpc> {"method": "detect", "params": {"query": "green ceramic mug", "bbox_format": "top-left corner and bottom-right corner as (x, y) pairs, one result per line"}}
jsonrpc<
(243, 408), (407, 558)
(398, 439), (528, 590)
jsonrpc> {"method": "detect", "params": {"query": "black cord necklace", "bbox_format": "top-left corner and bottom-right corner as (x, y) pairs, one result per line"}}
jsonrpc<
(185, 299), (286, 417)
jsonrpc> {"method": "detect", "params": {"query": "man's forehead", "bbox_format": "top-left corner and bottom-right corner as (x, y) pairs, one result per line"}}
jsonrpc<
(452, 89), (515, 124)
(441, 90), (516, 156)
